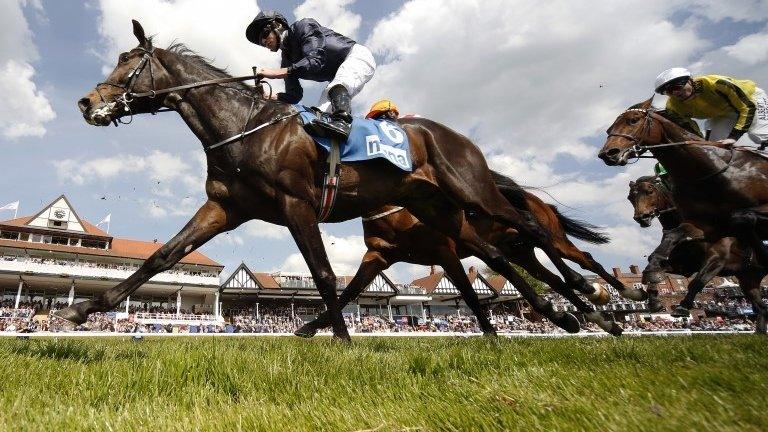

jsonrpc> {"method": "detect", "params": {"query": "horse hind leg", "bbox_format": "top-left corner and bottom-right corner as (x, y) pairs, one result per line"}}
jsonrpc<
(740, 274), (768, 335)
(671, 246), (726, 318)
(54, 200), (238, 325)
(508, 247), (622, 336)
(404, 192), (580, 333)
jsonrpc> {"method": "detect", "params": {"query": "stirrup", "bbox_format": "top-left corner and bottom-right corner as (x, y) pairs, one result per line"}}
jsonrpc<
(311, 118), (350, 140)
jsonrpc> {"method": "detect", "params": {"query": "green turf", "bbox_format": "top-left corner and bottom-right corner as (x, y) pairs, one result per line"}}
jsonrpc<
(0, 335), (765, 431)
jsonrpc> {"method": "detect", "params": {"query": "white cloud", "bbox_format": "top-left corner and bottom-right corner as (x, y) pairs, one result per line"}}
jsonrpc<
(279, 230), (367, 276)
(0, 1), (55, 139)
(293, 0), (361, 39)
(242, 219), (290, 240)
(95, 0), (281, 79)
(361, 0), (708, 160)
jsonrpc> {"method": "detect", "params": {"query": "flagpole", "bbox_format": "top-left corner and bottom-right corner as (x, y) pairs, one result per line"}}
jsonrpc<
(13, 206), (17, 219)
(107, 219), (110, 234)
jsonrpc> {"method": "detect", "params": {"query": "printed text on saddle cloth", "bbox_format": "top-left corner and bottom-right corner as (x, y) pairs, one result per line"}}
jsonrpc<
(296, 105), (413, 171)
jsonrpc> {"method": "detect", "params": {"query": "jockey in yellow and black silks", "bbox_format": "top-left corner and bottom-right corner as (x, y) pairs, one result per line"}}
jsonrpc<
(655, 67), (768, 148)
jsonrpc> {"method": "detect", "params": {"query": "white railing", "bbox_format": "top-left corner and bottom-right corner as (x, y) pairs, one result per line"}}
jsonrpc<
(0, 258), (219, 286)
(130, 312), (223, 324)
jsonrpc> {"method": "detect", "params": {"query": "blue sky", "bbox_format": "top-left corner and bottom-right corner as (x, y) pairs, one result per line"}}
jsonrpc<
(2, 0), (767, 283)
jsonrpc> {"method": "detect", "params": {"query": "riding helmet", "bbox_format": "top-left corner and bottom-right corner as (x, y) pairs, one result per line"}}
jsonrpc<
(246, 11), (290, 45)
(655, 67), (691, 94)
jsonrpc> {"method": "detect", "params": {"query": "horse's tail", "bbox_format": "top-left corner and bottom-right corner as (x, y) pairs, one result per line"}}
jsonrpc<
(490, 169), (610, 245)
(490, 170), (529, 210)
(549, 205), (611, 244)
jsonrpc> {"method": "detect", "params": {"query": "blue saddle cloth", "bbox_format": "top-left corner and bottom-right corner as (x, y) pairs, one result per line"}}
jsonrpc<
(295, 105), (413, 172)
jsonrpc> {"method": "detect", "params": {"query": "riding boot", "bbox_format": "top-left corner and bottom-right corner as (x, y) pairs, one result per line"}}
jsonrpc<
(314, 85), (352, 140)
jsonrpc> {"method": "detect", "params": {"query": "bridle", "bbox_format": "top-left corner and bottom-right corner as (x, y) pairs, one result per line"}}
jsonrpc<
(607, 107), (734, 182)
(94, 46), (297, 152)
(631, 177), (677, 225)
(96, 47), (159, 125)
(606, 108), (655, 163)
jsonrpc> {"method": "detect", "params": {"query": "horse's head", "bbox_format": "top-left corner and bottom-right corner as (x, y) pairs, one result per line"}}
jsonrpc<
(598, 99), (664, 166)
(78, 20), (170, 126)
(627, 176), (672, 227)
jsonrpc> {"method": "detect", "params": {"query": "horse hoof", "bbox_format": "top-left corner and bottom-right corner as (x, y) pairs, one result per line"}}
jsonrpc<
(608, 323), (624, 337)
(620, 288), (648, 302)
(670, 306), (690, 318)
(53, 302), (92, 326)
(555, 312), (581, 334)
(331, 333), (352, 343)
(642, 270), (665, 284)
(294, 324), (318, 338)
(586, 283), (611, 305)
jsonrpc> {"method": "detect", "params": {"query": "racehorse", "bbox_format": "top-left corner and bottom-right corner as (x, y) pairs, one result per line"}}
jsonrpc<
(628, 175), (767, 332)
(598, 99), (768, 300)
(296, 170), (630, 338)
(62, 20), (592, 339)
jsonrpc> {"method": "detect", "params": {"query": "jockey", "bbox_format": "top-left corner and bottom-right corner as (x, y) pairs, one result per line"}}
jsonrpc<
(365, 99), (399, 121)
(246, 11), (377, 140)
(655, 67), (768, 149)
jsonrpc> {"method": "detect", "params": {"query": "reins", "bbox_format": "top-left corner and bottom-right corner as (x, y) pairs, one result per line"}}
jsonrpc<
(608, 107), (734, 180)
(100, 47), (295, 151)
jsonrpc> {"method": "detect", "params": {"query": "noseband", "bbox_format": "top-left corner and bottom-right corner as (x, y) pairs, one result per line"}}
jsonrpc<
(94, 47), (297, 151)
(96, 47), (158, 125)
(606, 108), (655, 162)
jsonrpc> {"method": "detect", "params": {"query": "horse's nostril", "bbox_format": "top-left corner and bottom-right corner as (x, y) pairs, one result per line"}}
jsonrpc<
(606, 148), (620, 157)
(77, 98), (91, 113)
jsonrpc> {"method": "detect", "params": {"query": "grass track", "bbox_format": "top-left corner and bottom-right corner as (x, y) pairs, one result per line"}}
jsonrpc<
(0, 335), (766, 431)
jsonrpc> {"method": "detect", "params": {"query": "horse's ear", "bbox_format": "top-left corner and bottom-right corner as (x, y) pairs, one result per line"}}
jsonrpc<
(640, 98), (654, 109)
(132, 19), (149, 49)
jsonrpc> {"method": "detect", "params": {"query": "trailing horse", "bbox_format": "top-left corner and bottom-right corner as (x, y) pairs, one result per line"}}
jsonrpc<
(60, 20), (592, 339)
(628, 175), (767, 333)
(296, 170), (630, 338)
(599, 99), (768, 303)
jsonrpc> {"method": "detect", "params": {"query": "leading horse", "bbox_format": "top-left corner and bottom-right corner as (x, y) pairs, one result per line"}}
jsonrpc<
(599, 99), (768, 302)
(61, 20), (591, 339)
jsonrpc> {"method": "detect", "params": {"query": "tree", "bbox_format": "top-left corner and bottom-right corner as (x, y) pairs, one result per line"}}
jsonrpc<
(481, 264), (549, 295)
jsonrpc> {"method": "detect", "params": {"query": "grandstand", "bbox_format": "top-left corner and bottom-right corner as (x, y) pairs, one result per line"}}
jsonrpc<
(0, 195), (224, 328)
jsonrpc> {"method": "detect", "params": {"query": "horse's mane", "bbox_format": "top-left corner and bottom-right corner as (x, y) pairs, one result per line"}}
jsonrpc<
(165, 42), (255, 93)
(627, 102), (703, 139)
(634, 174), (657, 184)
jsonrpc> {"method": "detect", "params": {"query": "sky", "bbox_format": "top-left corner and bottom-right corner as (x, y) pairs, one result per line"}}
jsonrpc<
(1, 0), (767, 284)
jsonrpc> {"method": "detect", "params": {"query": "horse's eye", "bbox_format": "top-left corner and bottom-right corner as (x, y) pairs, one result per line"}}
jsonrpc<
(119, 53), (129, 63)
(628, 117), (639, 125)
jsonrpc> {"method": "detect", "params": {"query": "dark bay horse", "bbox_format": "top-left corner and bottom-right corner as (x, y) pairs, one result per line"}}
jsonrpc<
(296, 171), (632, 337)
(628, 176), (767, 332)
(62, 20), (589, 339)
(599, 99), (768, 299)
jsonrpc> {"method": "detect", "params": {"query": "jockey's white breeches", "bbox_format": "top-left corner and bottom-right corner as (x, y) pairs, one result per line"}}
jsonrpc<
(316, 44), (376, 113)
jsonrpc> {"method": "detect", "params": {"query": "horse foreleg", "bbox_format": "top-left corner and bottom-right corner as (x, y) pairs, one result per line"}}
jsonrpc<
(281, 196), (349, 341)
(671, 247), (726, 317)
(295, 250), (390, 338)
(54, 200), (237, 325)
(644, 223), (704, 284)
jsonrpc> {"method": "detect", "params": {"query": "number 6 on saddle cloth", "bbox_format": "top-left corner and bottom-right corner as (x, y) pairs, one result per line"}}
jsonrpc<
(295, 105), (413, 221)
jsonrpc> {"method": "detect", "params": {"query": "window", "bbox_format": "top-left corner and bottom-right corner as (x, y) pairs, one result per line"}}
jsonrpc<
(51, 236), (68, 245)
(81, 239), (102, 249)
(0, 231), (19, 240)
(30, 234), (42, 243)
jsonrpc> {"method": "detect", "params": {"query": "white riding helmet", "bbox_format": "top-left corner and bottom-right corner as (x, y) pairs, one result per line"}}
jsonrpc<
(655, 67), (692, 94)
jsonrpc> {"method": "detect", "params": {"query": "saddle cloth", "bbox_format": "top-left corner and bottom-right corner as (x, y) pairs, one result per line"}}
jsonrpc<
(295, 105), (413, 172)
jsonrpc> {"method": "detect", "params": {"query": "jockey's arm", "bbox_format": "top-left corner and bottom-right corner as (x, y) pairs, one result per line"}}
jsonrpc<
(713, 78), (756, 140)
(258, 67), (290, 79)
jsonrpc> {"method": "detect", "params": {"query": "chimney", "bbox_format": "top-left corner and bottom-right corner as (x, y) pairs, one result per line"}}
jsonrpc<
(430, 265), (436, 275)
(629, 265), (640, 275)
(612, 267), (622, 278)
